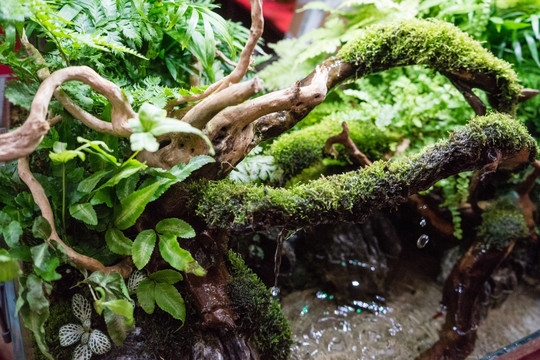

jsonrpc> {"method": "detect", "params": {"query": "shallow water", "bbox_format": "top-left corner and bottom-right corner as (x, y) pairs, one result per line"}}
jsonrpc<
(282, 258), (540, 360)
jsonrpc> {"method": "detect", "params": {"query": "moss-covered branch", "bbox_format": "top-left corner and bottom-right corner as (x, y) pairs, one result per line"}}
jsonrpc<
(190, 113), (536, 232)
(339, 19), (522, 114)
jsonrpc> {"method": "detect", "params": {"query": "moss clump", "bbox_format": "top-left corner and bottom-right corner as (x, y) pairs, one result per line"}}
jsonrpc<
(193, 113), (536, 230)
(477, 200), (528, 249)
(34, 299), (73, 360)
(270, 117), (400, 178)
(338, 19), (522, 114)
(227, 251), (292, 360)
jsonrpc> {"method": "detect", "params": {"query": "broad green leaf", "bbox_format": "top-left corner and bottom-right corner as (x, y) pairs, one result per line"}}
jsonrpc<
(86, 271), (131, 300)
(99, 299), (134, 326)
(524, 33), (540, 67)
(77, 137), (117, 165)
(49, 142), (85, 163)
(184, 10), (200, 49)
(97, 160), (145, 190)
(33, 256), (61, 282)
(105, 228), (133, 255)
(169, 155), (215, 182)
(130, 132), (159, 152)
(91, 188), (113, 207)
(156, 218), (195, 239)
(32, 217), (52, 240)
(21, 275), (52, 359)
(4, 220), (22, 247)
(116, 173), (140, 200)
(103, 310), (131, 346)
(155, 283), (185, 321)
(114, 181), (164, 230)
(69, 203), (98, 225)
(137, 102), (166, 131)
(158, 234), (206, 276)
(0, 249), (21, 281)
(149, 269), (183, 284)
(77, 170), (111, 193)
(132, 230), (156, 269)
(136, 278), (156, 314)
(30, 243), (50, 271)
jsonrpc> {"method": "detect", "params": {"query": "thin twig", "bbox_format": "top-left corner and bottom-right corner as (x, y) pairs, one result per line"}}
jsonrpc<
(325, 122), (372, 167)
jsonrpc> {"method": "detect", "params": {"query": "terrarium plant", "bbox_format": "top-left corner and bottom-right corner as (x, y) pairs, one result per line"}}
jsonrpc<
(0, 0), (539, 359)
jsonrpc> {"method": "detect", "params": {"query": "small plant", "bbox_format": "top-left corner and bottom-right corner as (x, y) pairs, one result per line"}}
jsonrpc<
(59, 294), (112, 360)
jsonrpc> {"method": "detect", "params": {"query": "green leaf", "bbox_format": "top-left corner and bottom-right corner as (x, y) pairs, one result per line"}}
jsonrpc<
(158, 234), (205, 276)
(69, 203), (98, 225)
(97, 160), (145, 190)
(169, 155), (215, 182)
(49, 142), (85, 163)
(30, 243), (50, 271)
(114, 180), (164, 230)
(149, 269), (183, 284)
(21, 275), (52, 359)
(132, 230), (156, 269)
(32, 217), (52, 240)
(33, 256), (61, 282)
(0, 249), (21, 281)
(86, 271), (130, 299)
(91, 188), (113, 207)
(154, 283), (185, 321)
(130, 132), (159, 152)
(116, 173), (140, 200)
(77, 170), (111, 193)
(4, 220), (22, 247)
(136, 278), (156, 314)
(99, 299), (134, 326)
(105, 228), (133, 255)
(156, 218), (195, 239)
(524, 33), (540, 67)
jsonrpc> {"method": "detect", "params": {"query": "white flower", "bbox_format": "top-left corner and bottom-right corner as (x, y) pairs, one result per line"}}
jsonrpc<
(59, 294), (111, 360)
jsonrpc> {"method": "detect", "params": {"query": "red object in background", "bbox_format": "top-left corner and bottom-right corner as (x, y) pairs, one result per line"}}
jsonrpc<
(234, 0), (295, 33)
(0, 27), (17, 76)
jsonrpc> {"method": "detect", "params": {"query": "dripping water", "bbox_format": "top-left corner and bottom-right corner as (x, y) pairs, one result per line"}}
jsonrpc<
(272, 228), (287, 297)
(417, 234), (430, 248)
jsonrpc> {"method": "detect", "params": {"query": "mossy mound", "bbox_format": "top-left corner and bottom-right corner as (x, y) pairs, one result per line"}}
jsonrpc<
(477, 200), (529, 249)
(339, 19), (522, 114)
(227, 251), (292, 360)
(270, 117), (399, 178)
(193, 113), (536, 230)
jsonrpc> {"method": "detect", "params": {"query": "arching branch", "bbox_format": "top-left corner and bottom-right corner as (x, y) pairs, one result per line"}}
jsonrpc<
(17, 157), (132, 278)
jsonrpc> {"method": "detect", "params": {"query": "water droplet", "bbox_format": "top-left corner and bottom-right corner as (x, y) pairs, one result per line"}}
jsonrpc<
(419, 218), (427, 227)
(351, 280), (360, 287)
(300, 305), (309, 316)
(421, 204), (427, 209)
(316, 291), (328, 299)
(417, 234), (430, 248)
(270, 286), (280, 297)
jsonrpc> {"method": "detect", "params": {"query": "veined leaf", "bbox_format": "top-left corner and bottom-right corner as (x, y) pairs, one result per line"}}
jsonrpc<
(154, 283), (185, 321)
(136, 278), (155, 314)
(105, 228), (132, 255)
(30, 243), (50, 271)
(132, 229), (156, 269)
(98, 299), (134, 326)
(114, 180), (165, 230)
(32, 217), (52, 240)
(77, 170), (112, 193)
(158, 234), (205, 276)
(4, 220), (22, 247)
(156, 218), (195, 239)
(149, 269), (183, 284)
(97, 160), (145, 191)
(69, 203), (98, 225)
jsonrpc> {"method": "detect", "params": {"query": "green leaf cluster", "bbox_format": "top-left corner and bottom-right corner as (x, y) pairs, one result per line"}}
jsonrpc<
(137, 269), (186, 321)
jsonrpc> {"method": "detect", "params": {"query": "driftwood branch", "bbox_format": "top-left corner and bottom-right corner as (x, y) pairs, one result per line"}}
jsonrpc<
(17, 157), (132, 278)
(325, 122), (372, 167)
(0, 66), (135, 162)
(166, 0), (263, 111)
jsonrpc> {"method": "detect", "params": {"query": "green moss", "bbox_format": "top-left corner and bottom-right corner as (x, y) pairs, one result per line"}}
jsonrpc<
(270, 117), (400, 178)
(34, 299), (74, 360)
(193, 113), (536, 229)
(338, 19), (522, 114)
(227, 251), (292, 360)
(477, 200), (528, 248)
